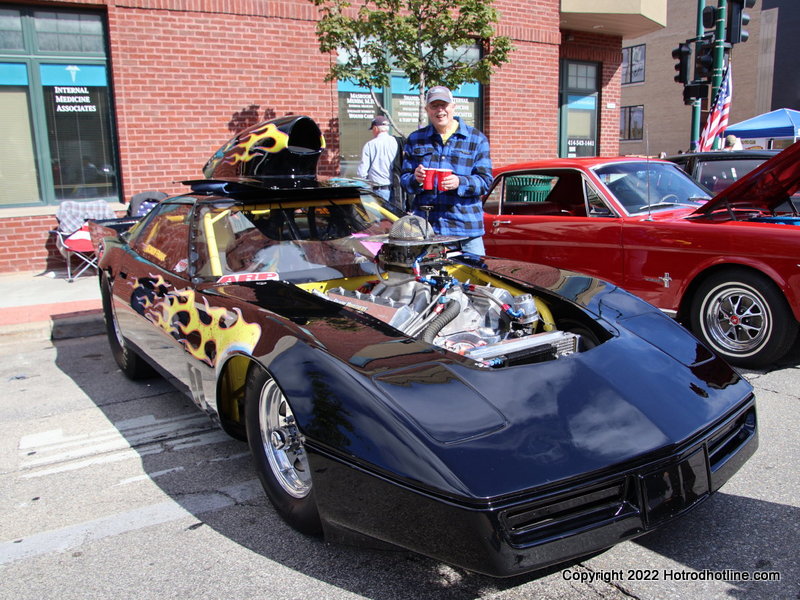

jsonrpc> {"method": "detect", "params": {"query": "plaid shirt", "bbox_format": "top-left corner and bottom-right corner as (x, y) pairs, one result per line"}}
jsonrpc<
(400, 117), (493, 237)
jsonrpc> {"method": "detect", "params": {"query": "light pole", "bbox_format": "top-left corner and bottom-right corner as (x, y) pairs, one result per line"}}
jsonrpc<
(690, 0), (706, 151)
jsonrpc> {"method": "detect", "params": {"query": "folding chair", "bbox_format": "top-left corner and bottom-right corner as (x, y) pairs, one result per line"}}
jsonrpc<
(52, 200), (117, 282)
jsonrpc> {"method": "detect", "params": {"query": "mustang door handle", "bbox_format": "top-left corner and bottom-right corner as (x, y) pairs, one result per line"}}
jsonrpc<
(492, 220), (512, 226)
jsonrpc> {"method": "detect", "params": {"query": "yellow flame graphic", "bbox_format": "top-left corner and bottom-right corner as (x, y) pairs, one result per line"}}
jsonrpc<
(229, 123), (290, 165)
(137, 280), (261, 367)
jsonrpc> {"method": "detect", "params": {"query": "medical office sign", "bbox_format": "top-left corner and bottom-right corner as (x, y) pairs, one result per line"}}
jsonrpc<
(41, 64), (107, 114)
(54, 86), (96, 112)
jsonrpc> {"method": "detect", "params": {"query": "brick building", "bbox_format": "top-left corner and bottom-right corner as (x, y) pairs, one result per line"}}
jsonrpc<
(0, 0), (666, 273)
(620, 0), (800, 156)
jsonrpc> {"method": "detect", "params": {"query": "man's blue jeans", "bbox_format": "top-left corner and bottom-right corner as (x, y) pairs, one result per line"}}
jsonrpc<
(460, 236), (485, 255)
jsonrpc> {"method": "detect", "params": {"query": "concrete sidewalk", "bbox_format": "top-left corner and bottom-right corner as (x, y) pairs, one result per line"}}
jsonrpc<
(0, 269), (104, 343)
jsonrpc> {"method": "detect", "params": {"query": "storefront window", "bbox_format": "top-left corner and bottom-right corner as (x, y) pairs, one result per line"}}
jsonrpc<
(559, 61), (599, 157)
(337, 77), (480, 177)
(388, 76), (478, 135)
(0, 7), (116, 206)
(335, 43), (483, 177)
(0, 8), (24, 50)
(0, 63), (40, 206)
(41, 63), (117, 202)
(33, 11), (104, 54)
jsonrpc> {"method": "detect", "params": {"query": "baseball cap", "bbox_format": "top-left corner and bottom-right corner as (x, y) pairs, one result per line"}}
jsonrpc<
(369, 115), (389, 128)
(425, 86), (454, 105)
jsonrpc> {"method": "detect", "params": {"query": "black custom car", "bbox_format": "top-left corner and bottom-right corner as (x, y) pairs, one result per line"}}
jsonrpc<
(666, 149), (779, 193)
(95, 115), (757, 577)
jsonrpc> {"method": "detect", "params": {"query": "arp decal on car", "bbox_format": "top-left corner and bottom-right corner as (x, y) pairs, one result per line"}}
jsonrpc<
(133, 276), (261, 367)
(217, 272), (279, 284)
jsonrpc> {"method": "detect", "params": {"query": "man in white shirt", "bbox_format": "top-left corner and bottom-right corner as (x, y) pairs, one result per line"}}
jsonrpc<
(358, 115), (400, 211)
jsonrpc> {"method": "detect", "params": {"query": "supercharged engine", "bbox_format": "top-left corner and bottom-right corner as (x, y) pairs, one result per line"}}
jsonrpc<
(320, 271), (579, 367)
(313, 215), (585, 368)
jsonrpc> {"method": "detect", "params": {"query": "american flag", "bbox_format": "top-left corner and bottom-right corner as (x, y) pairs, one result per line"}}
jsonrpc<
(698, 66), (732, 151)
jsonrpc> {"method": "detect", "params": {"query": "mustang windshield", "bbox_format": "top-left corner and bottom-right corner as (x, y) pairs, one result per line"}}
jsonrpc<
(193, 194), (395, 282)
(594, 162), (710, 215)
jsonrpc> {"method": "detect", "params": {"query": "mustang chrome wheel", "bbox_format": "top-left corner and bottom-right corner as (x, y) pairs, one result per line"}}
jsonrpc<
(701, 282), (770, 354)
(258, 379), (312, 498)
(691, 270), (796, 367)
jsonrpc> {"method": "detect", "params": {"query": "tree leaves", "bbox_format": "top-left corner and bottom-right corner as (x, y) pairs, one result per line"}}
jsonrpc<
(310, 0), (513, 131)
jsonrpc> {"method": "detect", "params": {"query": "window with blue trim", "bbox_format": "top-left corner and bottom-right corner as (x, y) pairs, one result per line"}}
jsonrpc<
(0, 7), (116, 207)
(335, 44), (483, 177)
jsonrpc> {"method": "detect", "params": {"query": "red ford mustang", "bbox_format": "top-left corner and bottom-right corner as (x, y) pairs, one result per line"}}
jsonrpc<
(483, 141), (800, 368)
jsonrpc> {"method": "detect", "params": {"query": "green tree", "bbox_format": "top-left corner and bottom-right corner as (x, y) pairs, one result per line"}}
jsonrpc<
(310, 0), (513, 133)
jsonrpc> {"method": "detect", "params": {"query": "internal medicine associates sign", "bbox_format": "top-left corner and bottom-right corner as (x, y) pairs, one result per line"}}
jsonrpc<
(40, 64), (108, 114)
(54, 86), (96, 113)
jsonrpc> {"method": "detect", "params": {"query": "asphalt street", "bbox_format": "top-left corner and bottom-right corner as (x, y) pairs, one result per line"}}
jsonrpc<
(0, 331), (798, 600)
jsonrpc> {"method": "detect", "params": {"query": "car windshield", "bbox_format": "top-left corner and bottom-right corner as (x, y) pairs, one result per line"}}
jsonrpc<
(193, 193), (397, 282)
(695, 158), (767, 193)
(594, 162), (710, 215)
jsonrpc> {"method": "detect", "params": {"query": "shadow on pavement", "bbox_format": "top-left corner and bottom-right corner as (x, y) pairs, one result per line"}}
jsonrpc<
(53, 333), (797, 600)
(52, 334), (571, 599)
(633, 492), (798, 599)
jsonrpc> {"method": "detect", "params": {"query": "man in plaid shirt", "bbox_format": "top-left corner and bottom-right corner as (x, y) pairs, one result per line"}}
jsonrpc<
(400, 86), (493, 255)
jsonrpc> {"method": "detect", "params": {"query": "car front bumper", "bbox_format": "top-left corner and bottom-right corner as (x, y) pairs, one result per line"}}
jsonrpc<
(308, 398), (757, 577)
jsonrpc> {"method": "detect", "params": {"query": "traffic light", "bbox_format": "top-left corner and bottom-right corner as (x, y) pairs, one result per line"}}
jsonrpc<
(728, 0), (755, 44)
(694, 38), (714, 82)
(702, 6), (717, 30)
(683, 83), (709, 105)
(672, 43), (692, 85)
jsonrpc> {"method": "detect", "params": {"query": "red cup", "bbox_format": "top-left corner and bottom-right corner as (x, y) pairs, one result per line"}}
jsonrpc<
(423, 168), (436, 190)
(437, 168), (452, 191)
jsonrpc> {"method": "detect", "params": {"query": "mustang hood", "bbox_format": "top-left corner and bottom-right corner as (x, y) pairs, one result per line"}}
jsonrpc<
(692, 139), (800, 216)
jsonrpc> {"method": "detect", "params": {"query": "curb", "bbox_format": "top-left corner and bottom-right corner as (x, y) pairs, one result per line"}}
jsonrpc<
(53, 309), (105, 340)
(0, 309), (105, 344)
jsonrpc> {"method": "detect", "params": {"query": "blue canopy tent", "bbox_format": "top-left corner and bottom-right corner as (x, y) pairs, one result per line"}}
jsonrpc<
(725, 108), (800, 142)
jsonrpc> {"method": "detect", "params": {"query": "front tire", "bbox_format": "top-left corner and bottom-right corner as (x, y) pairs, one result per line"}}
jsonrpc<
(690, 270), (797, 368)
(101, 274), (155, 379)
(245, 367), (321, 535)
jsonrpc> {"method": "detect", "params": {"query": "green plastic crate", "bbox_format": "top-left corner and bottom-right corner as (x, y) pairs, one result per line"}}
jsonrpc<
(506, 175), (555, 203)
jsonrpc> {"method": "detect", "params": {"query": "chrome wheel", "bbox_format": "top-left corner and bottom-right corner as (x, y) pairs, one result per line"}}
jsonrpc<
(691, 270), (797, 367)
(108, 291), (127, 349)
(700, 281), (771, 355)
(258, 379), (311, 499)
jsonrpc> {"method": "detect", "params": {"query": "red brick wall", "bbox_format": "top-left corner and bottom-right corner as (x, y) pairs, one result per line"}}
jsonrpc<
(105, 0), (337, 201)
(0, 0), (623, 273)
(486, 0), (560, 164)
(0, 215), (59, 272)
(561, 30), (623, 157)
